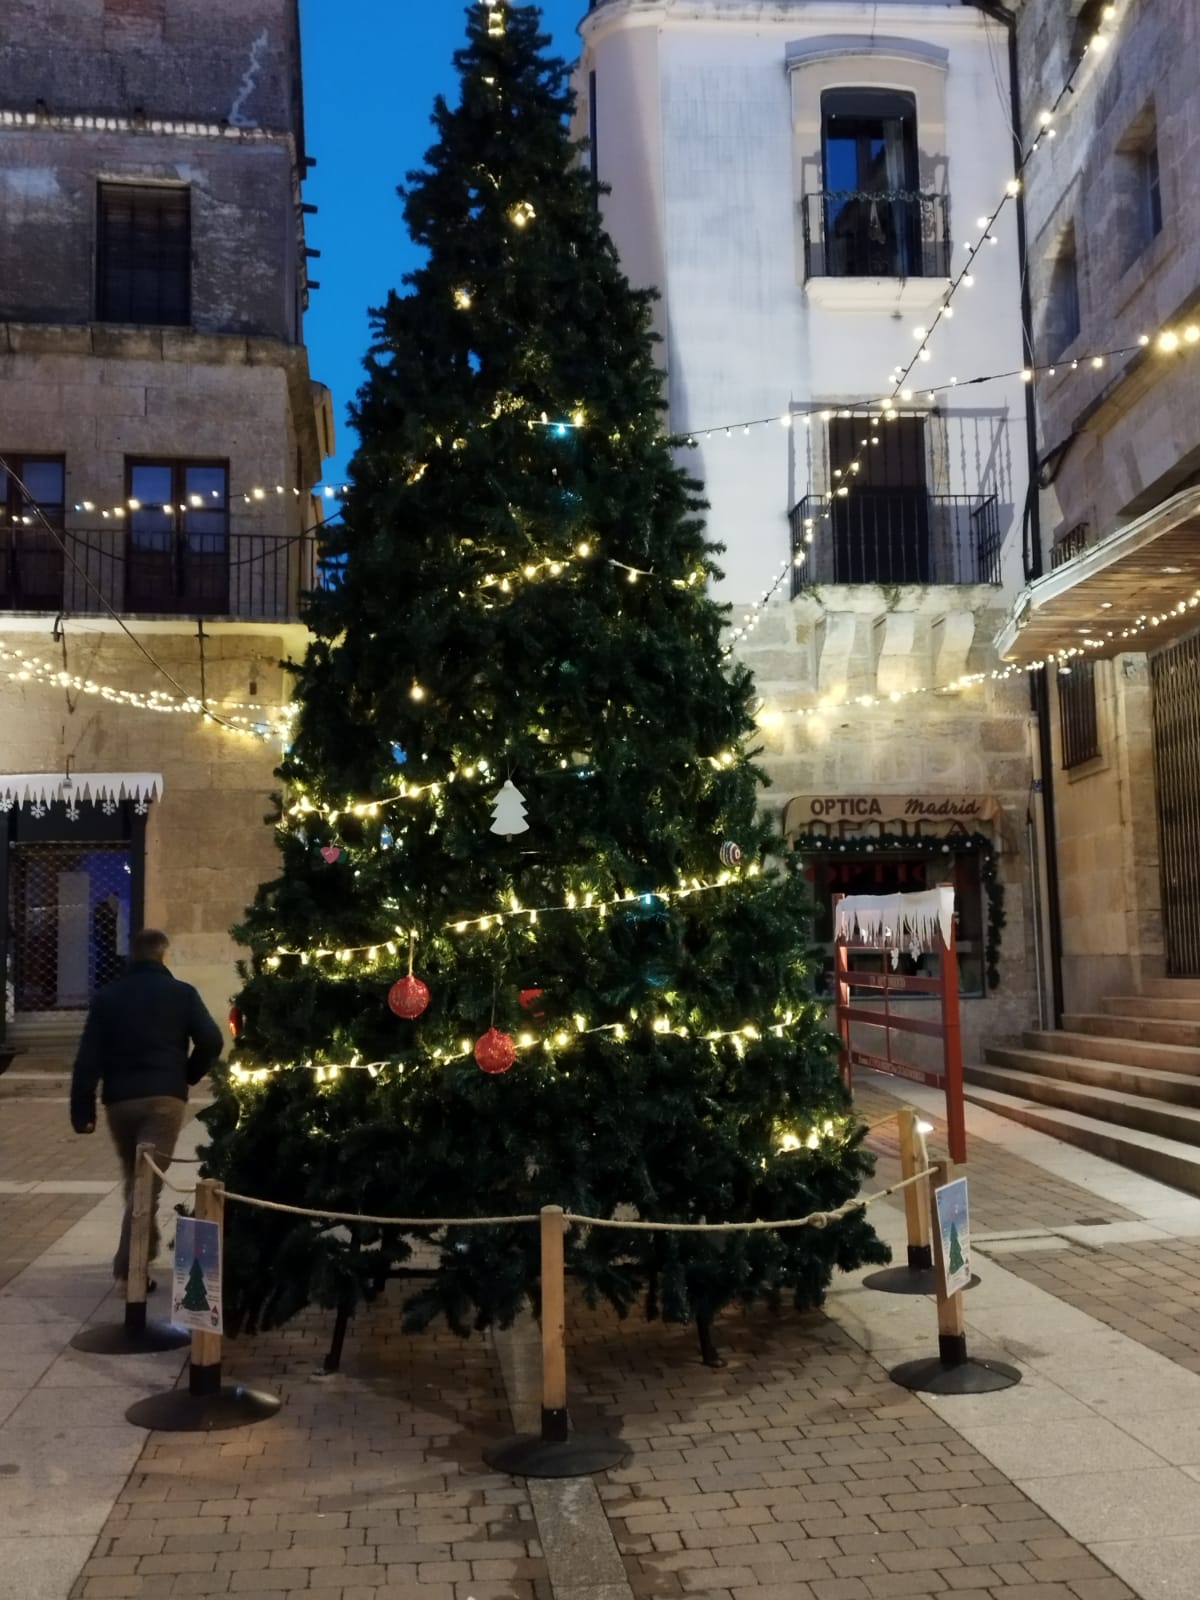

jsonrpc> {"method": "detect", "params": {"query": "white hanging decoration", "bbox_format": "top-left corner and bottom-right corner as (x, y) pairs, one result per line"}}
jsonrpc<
(835, 886), (955, 952)
(489, 780), (529, 837)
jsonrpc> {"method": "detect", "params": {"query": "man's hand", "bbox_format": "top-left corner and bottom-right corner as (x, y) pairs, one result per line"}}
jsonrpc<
(71, 1104), (97, 1136)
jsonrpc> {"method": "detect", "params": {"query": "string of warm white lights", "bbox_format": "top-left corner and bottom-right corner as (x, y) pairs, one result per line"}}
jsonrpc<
(284, 748), (741, 829)
(265, 866), (764, 967)
(229, 1004), (822, 1083)
(0, 642), (291, 740)
(0, 482), (351, 528)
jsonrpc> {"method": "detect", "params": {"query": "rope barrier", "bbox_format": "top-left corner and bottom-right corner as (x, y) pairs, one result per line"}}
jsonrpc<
(141, 1151), (930, 1234)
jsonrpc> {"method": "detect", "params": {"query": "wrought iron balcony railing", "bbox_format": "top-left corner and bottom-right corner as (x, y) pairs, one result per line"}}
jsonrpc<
(801, 190), (952, 281)
(0, 526), (319, 620)
(790, 490), (1002, 591)
(1050, 521), (1091, 569)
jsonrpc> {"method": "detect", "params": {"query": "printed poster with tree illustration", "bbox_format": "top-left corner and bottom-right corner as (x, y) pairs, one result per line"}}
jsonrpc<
(934, 1177), (971, 1297)
(171, 1216), (223, 1334)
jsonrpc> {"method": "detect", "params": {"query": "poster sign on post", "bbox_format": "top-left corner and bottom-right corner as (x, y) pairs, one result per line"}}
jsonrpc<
(933, 1177), (971, 1298)
(171, 1216), (223, 1334)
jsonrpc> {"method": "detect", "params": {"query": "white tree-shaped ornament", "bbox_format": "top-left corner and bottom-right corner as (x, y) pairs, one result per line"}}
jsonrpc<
(490, 779), (529, 837)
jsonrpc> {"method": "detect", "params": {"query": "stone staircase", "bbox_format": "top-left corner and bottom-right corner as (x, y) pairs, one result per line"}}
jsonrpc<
(963, 979), (1200, 1197)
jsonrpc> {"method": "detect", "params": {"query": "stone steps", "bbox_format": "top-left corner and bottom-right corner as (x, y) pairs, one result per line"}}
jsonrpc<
(961, 1083), (1200, 1199)
(966, 984), (1200, 1197)
(1064, 1011), (1200, 1047)
(1102, 993), (1200, 1021)
(1025, 1027), (1200, 1075)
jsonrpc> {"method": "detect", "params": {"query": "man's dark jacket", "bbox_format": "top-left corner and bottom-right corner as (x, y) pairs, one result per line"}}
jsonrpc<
(70, 961), (223, 1133)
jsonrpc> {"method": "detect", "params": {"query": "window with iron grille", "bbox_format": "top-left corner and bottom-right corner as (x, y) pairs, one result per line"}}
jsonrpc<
(97, 183), (191, 326)
(1, 455), (65, 610)
(125, 458), (228, 614)
(1059, 659), (1101, 769)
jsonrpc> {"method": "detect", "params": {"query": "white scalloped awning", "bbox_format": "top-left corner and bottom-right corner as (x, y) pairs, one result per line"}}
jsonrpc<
(836, 886), (955, 951)
(0, 773), (163, 812)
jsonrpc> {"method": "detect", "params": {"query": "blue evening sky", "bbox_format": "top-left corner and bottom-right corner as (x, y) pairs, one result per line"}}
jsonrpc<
(299, 1), (587, 489)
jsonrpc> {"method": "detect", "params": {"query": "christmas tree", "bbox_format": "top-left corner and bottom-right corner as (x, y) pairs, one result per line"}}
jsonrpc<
(201, 0), (888, 1343)
(182, 1259), (210, 1313)
(947, 1222), (965, 1277)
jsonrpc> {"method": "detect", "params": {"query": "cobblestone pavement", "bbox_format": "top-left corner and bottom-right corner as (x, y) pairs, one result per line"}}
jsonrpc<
(67, 1288), (550, 1600)
(995, 1238), (1200, 1376)
(853, 1085), (1137, 1233)
(572, 1294), (1133, 1600)
(0, 1099), (117, 1289)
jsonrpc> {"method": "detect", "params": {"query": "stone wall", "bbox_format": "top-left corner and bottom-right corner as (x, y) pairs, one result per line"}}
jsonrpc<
(0, 128), (300, 340)
(0, 628), (293, 1029)
(736, 592), (1039, 1068)
(0, 0), (302, 131)
(1015, 0), (1200, 998)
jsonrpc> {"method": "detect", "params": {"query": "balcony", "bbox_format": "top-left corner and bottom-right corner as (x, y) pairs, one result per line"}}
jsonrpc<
(0, 526), (319, 622)
(801, 191), (951, 281)
(790, 491), (1002, 593)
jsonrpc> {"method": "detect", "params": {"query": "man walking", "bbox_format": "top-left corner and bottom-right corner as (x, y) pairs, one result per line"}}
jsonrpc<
(70, 928), (224, 1292)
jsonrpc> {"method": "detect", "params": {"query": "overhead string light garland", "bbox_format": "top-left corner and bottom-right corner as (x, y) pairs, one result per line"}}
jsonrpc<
(265, 865), (764, 967)
(0, 482), (351, 527)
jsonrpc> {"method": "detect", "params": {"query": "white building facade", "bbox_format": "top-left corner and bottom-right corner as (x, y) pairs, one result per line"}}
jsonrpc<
(578, 0), (1041, 1062)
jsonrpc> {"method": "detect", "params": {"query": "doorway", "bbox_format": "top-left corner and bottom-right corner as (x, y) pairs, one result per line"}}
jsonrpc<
(828, 414), (930, 583)
(1151, 632), (1200, 975)
(1, 798), (146, 1031)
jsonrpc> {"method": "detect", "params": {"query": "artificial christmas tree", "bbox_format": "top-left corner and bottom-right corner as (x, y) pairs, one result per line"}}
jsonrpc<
(202, 0), (888, 1345)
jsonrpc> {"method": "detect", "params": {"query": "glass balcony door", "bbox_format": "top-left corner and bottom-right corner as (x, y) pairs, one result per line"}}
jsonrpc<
(821, 89), (922, 278)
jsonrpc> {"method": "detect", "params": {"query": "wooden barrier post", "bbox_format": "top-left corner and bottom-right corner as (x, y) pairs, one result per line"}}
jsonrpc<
(484, 1205), (628, 1479)
(929, 1160), (967, 1368)
(71, 1144), (188, 1355)
(888, 1160), (1020, 1396)
(898, 1110), (933, 1274)
(124, 1173), (280, 1432)
(539, 1205), (569, 1444)
(189, 1178), (224, 1398)
(123, 1141), (156, 1336)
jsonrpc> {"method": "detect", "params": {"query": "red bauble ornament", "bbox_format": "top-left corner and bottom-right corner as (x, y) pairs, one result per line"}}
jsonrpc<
(388, 975), (431, 1019)
(474, 1027), (517, 1075)
(227, 1004), (242, 1040)
(518, 986), (545, 1017)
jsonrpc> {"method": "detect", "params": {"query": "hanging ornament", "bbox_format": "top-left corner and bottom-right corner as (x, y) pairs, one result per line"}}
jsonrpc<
(489, 779), (529, 837)
(380, 824), (394, 849)
(719, 840), (742, 866)
(227, 1004), (243, 1040)
(320, 845), (341, 864)
(388, 934), (430, 1019)
(519, 986), (545, 1016)
(474, 1027), (517, 1075)
(389, 975), (430, 1019)
(391, 743), (408, 766)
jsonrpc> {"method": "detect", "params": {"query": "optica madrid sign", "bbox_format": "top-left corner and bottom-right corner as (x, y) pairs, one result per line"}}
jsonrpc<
(783, 793), (1005, 842)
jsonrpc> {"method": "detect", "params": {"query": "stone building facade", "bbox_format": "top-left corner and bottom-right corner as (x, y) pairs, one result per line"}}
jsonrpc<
(0, 0), (330, 1041)
(578, 0), (1040, 1067)
(996, 0), (1200, 1011)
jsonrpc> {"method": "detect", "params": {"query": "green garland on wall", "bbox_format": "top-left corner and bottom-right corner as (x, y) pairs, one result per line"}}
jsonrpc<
(790, 830), (1006, 992)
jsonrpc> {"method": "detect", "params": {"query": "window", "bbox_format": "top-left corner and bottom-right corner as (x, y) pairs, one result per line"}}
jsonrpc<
(588, 70), (599, 185)
(97, 183), (190, 326)
(829, 414), (929, 583)
(1141, 138), (1164, 243)
(805, 846), (986, 997)
(1059, 659), (1100, 768)
(0, 455), (65, 609)
(125, 459), (228, 614)
(1046, 229), (1081, 359)
(808, 89), (948, 279)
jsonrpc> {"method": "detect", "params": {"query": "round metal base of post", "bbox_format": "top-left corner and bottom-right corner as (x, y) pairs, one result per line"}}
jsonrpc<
(483, 1432), (629, 1479)
(890, 1353), (1021, 1395)
(72, 1320), (190, 1355)
(863, 1266), (981, 1296)
(125, 1384), (281, 1432)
